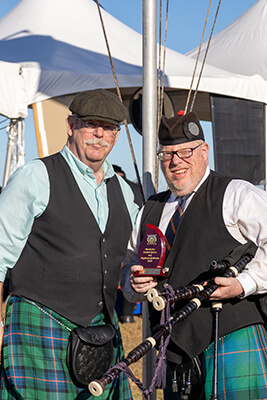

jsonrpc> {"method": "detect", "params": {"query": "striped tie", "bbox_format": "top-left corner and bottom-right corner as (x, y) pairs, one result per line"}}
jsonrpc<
(165, 193), (192, 256)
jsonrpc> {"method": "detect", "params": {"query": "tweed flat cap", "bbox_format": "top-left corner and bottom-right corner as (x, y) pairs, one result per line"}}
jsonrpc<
(69, 89), (129, 125)
(159, 111), (205, 145)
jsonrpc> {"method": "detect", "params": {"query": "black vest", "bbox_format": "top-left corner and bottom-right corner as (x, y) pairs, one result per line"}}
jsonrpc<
(141, 171), (264, 360)
(10, 153), (132, 326)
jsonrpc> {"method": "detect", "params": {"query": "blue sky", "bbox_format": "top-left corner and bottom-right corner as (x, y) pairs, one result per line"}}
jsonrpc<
(0, 0), (257, 189)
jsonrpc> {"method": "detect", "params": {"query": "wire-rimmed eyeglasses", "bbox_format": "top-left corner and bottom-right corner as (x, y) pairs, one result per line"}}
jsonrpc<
(74, 116), (120, 137)
(157, 143), (202, 161)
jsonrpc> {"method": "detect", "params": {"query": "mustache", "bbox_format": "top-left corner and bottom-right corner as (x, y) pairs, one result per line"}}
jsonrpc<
(84, 138), (110, 148)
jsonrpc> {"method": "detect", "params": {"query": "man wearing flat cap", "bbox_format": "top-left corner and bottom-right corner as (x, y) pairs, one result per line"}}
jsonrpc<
(121, 111), (267, 399)
(0, 89), (139, 399)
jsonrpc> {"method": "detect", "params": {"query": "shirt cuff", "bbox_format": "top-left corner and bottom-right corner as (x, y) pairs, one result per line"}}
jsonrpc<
(236, 272), (257, 297)
(0, 268), (7, 283)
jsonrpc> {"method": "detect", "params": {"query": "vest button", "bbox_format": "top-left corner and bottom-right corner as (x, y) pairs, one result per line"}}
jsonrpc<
(104, 270), (108, 274)
(102, 238), (106, 243)
(104, 254), (107, 258)
(98, 301), (103, 306)
(103, 285), (107, 289)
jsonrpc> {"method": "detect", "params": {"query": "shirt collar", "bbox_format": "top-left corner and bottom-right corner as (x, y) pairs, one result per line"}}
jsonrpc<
(168, 166), (210, 203)
(194, 166), (210, 192)
(60, 144), (115, 181)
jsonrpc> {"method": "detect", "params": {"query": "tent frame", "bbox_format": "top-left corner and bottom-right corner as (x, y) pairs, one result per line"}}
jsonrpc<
(2, 118), (25, 189)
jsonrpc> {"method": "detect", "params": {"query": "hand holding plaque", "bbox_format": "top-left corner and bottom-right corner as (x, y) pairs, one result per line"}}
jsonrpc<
(135, 224), (168, 277)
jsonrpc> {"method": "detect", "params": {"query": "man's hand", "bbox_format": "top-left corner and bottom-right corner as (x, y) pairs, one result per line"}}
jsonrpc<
(209, 277), (244, 300)
(130, 265), (158, 294)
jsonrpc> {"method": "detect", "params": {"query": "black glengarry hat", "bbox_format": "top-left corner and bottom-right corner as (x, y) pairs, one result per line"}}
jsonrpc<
(69, 89), (129, 125)
(159, 110), (205, 145)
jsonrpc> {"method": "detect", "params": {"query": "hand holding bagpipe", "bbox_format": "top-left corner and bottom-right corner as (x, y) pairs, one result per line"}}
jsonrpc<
(89, 242), (256, 396)
(148, 248), (254, 311)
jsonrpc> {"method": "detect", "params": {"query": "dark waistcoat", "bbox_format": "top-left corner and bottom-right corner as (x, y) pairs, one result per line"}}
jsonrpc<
(141, 171), (264, 360)
(10, 153), (132, 327)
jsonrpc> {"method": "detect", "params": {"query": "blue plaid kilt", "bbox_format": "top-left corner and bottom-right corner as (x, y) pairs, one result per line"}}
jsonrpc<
(164, 324), (267, 400)
(0, 296), (133, 400)
(201, 324), (267, 400)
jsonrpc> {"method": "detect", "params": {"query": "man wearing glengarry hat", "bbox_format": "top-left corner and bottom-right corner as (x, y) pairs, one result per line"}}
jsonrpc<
(0, 89), (139, 399)
(121, 110), (267, 399)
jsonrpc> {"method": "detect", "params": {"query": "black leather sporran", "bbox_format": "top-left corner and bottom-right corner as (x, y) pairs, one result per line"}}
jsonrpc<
(67, 324), (115, 387)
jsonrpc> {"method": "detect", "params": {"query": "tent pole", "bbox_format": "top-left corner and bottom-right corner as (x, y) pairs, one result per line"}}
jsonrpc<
(142, 0), (157, 398)
(265, 104), (267, 191)
(16, 118), (25, 169)
(32, 102), (49, 157)
(2, 120), (17, 189)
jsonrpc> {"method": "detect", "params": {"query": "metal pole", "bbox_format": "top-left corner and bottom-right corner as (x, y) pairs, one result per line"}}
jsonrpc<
(2, 120), (17, 189)
(142, 0), (158, 398)
(142, 0), (157, 199)
(16, 118), (25, 169)
(265, 104), (267, 191)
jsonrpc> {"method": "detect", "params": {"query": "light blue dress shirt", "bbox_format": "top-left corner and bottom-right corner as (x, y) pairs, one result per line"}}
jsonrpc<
(0, 145), (139, 282)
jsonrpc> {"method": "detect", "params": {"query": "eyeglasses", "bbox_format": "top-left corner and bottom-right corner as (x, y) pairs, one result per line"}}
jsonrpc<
(74, 117), (120, 137)
(157, 143), (202, 161)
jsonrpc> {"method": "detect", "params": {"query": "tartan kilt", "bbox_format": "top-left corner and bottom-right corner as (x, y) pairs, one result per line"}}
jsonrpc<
(164, 324), (267, 400)
(0, 296), (133, 400)
(201, 324), (267, 400)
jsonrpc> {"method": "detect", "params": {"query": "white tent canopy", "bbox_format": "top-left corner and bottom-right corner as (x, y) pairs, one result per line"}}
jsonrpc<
(186, 0), (267, 81)
(186, 0), (267, 188)
(0, 61), (29, 118)
(0, 0), (267, 121)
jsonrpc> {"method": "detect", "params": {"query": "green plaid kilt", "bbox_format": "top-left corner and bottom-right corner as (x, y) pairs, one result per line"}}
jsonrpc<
(201, 324), (267, 400)
(164, 324), (267, 400)
(0, 296), (133, 400)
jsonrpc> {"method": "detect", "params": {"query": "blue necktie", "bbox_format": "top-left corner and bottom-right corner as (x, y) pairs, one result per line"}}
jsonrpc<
(165, 193), (192, 256)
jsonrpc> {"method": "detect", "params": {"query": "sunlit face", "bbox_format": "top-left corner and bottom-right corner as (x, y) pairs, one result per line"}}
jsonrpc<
(66, 116), (119, 168)
(160, 140), (209, 196)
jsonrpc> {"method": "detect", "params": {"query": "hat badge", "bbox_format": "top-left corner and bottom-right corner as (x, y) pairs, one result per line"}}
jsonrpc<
(187, 122), (200, 136)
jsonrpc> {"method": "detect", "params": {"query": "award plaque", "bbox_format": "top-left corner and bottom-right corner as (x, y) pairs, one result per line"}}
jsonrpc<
(135, 223), (168, 277)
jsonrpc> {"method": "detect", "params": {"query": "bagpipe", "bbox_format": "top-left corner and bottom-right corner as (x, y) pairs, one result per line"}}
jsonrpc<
(89, 241), (257, 399)
(147, 249), (253, 311)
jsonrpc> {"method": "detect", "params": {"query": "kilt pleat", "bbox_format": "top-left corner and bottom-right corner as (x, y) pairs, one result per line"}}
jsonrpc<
(0, 296), (132, 400)
(202, 324), (267, 400)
